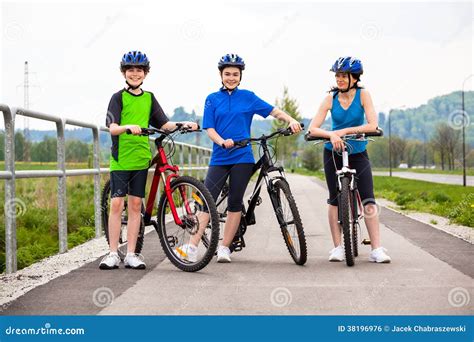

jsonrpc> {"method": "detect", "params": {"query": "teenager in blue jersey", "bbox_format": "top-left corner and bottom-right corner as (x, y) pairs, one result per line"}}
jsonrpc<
(308, 57), (391, 263)
(179, 54), (302, 264)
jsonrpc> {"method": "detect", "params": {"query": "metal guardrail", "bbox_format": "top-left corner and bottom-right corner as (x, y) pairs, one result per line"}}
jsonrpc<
(1, 104), (211, 274)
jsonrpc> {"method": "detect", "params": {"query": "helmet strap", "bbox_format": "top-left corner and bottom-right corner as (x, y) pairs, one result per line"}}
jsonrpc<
(126, 80), (143, 91)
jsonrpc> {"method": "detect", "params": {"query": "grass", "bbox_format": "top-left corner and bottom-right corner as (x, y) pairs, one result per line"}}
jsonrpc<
(372, 176), (473, 228)
(0, 161), (109, 170)
(295, 168), (474, 228)
(0, 175), (103, 273)
(292, 167), (325, 181)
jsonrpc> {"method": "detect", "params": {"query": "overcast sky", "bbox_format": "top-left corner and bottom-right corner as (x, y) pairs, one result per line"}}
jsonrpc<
(1, 0), (472, 130)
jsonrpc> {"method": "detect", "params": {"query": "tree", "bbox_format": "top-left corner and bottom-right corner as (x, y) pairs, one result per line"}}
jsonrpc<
(302, 145), (322, 171)
(430, 123), (460, 170)
(271, 87), (302, 167)
(405, 140), (424, 168)
(390, 136), (406, 167)
(367, 138), (389, 168)
(31, 137), (57, 162)
(14, 132), (25, 161)
(66, 140), (89, 162)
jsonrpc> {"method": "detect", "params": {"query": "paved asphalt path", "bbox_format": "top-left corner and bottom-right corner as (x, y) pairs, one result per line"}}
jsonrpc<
(372, 171), (474, 186)
(2, 174), (473, 315)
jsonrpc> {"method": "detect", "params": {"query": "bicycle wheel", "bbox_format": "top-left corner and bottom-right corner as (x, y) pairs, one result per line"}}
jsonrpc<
(351, 190), (361, 258)
(340, 177), (355, 266)
(156, 176), (219, 272)
(101, 180), (145, 258)
(271, 179), (307, 265)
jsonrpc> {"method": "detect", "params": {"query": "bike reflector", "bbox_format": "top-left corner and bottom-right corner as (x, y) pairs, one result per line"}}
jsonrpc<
(192, 193), (203, 205)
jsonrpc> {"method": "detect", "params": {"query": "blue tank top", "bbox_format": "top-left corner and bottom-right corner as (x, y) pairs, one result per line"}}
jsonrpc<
(325, 88), (367, 154)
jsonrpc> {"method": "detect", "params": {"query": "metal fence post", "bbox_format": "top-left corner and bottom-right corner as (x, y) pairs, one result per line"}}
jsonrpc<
(92, 127), (101, 237)
(188, 146), (192, 177)
(56, 118), (68, 253)
(2, 105), (17, 273)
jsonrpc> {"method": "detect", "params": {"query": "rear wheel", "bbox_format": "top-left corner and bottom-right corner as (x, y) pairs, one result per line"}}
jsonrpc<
(101, 180), (145, 260)
(271, 179), (307, 265)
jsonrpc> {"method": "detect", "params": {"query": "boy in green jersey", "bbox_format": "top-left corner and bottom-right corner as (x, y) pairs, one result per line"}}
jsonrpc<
(100, 51), (198, 270)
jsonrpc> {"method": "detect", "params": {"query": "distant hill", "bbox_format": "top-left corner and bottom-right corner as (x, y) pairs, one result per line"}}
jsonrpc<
(11, 90), (473, 148)
(377, 91), (474, 146)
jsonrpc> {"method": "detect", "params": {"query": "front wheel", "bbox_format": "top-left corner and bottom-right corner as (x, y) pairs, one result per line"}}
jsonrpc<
(339, 176), (355, 266)
(271, 179), (307, 265)
(156, 176), (220, 272)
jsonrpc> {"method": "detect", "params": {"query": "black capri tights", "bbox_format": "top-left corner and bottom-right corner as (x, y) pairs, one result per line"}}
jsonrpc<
(204, 163), (254, 212)
(323, 149), (376, 206)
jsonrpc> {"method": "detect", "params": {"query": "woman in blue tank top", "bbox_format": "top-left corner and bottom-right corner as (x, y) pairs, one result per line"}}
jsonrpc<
(308, 57), (391, 263)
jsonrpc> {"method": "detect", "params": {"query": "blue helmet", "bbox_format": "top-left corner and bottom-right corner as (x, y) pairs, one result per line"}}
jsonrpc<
(218, 53), (245, 71)
(330, 56), (363, 75)
(120, 51), (150, 72)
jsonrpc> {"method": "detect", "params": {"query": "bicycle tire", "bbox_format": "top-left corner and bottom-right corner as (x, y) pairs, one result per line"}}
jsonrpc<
(351, 191), (359, 258)
(101, 180), (145, 256)
(271, 179), (307, 265)
(340, 177), (355, 266)
(156, 176), (219, 272)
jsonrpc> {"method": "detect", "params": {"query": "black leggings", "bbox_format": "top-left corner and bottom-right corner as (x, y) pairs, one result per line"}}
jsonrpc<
(204, 163), (254, 212)
(323, 149), (376, 206)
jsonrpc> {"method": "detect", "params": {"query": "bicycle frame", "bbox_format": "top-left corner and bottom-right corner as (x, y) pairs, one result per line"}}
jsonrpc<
(142, 135), (189, 227)
(335, 148), (364, 226)
(216, 136), (288, 227)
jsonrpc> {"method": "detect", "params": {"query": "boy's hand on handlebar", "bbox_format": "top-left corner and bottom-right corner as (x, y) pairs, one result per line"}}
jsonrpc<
(221, 139), (234, 149)
(125, 125), (142, 135)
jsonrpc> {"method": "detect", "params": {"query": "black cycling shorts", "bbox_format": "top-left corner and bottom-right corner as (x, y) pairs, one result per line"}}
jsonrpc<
(204, 163), (254, 212)
(323, 149), (376, 206)
(110, 169), (148, 198)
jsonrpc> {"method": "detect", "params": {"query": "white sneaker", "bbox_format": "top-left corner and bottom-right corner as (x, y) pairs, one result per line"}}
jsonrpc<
(99, 252), (120, 270)
(174, 243), (198, 263)
(124, 253), (146, 269)
(369, 247), (391, 263)
(217, 245), (231, 263)
(329, 245), (345, 262)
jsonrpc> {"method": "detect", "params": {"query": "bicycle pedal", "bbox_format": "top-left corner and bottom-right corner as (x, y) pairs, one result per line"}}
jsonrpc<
(362, 238), (371, 245)
(232, 236), (246, 252)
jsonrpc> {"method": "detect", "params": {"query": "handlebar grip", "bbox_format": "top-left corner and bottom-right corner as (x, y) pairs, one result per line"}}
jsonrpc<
(304, 132), (327, 141)
(126, 129), (132, 134)
(365, 128), (384, 137)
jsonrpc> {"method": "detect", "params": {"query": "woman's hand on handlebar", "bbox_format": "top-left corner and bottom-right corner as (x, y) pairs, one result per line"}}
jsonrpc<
(288, 119), (303, 133)
(179, 121), (200, 131)
(329, 132), (344, 152)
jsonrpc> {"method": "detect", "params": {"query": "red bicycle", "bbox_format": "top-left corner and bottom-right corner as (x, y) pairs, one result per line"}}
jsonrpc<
(101, 124), (220, 272)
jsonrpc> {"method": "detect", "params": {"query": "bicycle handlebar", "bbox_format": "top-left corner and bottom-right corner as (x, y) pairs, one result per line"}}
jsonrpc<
(223, 122), (305, 149)
(304, 128), (384, 142)
(126, 123), (201, 136)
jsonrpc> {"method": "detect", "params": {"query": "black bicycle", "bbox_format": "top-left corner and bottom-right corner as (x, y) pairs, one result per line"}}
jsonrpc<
(305, 129), (383, 266)
(212, 125), (308, 265)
